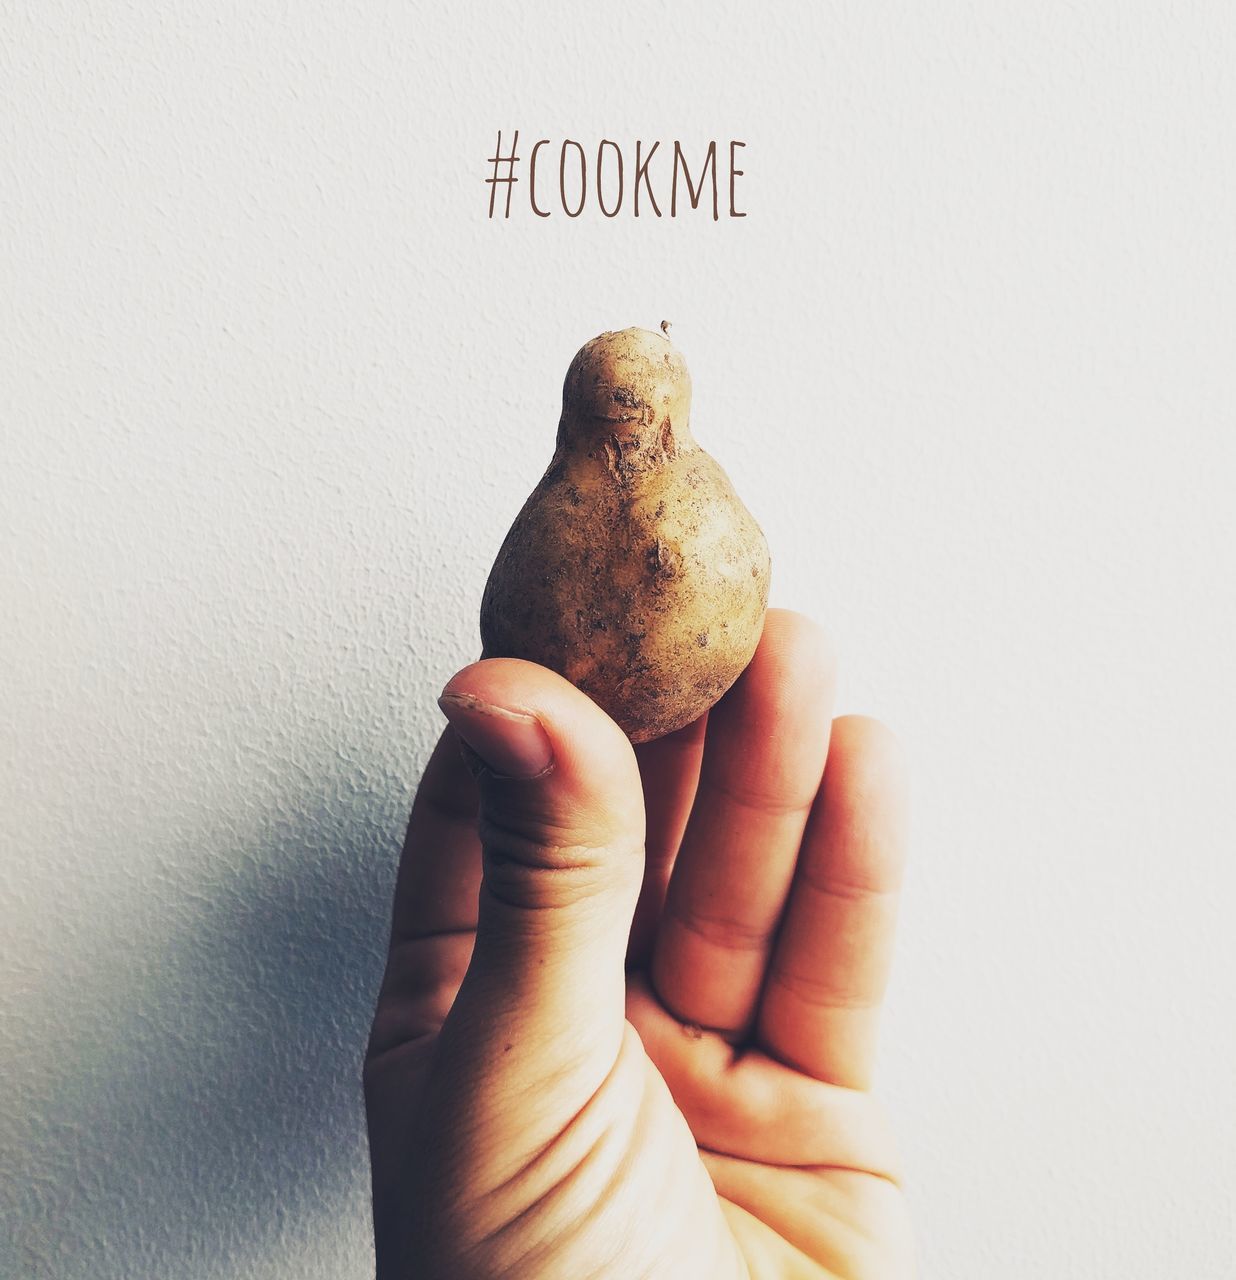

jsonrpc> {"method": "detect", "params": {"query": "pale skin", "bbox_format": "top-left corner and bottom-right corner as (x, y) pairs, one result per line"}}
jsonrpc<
(365, 609), (915, 1277)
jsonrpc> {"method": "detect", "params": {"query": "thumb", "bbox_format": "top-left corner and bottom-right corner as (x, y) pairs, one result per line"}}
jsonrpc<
(437, 657), (646, 1065)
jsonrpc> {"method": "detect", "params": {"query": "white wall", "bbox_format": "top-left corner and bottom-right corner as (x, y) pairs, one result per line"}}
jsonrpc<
(4, 3), (1235, 1276)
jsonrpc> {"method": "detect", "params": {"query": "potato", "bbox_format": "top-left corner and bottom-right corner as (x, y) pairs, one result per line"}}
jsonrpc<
(480, 325), (771, 743)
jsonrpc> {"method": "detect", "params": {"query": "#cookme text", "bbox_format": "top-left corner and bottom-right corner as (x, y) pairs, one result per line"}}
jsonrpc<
(486, 133), (747, 220)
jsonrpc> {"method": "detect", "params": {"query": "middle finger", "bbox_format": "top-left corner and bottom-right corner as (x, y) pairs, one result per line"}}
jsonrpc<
(651, 609), (837, 1036)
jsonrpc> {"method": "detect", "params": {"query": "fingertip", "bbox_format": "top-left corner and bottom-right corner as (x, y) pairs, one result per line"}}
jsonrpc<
(439, 657), (643, 828)
(824, 714), (911, 884)
(741, 609), (839, 720)
(441, 657), (561, 722)
(443, 656), (630, 753)
(437, 691), (554, 780)
(831, 715), (910, 797)
(764, 607), (836, 655)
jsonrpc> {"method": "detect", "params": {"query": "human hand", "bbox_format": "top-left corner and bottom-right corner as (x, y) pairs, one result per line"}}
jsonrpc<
(364, 610), (914, 1277)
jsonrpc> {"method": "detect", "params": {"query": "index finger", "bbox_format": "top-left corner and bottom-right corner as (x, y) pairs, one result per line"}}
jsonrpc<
(388, 729), (482, 946)
(368, 729), (481, 1059)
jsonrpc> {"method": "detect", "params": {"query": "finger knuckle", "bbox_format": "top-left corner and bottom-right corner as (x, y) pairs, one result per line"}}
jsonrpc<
(477, 812), (637, 913)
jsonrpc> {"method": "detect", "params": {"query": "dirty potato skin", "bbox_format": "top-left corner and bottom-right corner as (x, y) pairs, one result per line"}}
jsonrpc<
(480, 325), (771, 744)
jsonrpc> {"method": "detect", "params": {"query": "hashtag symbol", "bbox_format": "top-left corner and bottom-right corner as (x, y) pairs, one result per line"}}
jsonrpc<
(486, 130), (520, 219)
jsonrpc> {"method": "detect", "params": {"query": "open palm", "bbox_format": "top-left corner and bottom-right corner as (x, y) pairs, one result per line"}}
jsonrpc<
(365, 610), (914, 1277)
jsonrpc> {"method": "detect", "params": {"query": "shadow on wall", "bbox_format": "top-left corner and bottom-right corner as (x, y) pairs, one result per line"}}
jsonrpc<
(12, 778), (408, 1280)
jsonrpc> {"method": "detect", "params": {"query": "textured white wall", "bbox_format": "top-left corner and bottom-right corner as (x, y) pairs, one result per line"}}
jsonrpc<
(4, 3), (1235, 1277)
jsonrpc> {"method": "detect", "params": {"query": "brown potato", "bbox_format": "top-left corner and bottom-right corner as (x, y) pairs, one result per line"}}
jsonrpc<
(480, 325), (771, 743)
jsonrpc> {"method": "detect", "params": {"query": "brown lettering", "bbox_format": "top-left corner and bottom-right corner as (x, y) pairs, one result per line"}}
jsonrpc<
(559, 140), (586, 217)
(634, 140), (662, 218)
(529, 139), (551, 217)
(729, 141), (746, 218)
(671, 141), (718, 220)
(596, 139), (624, 217)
